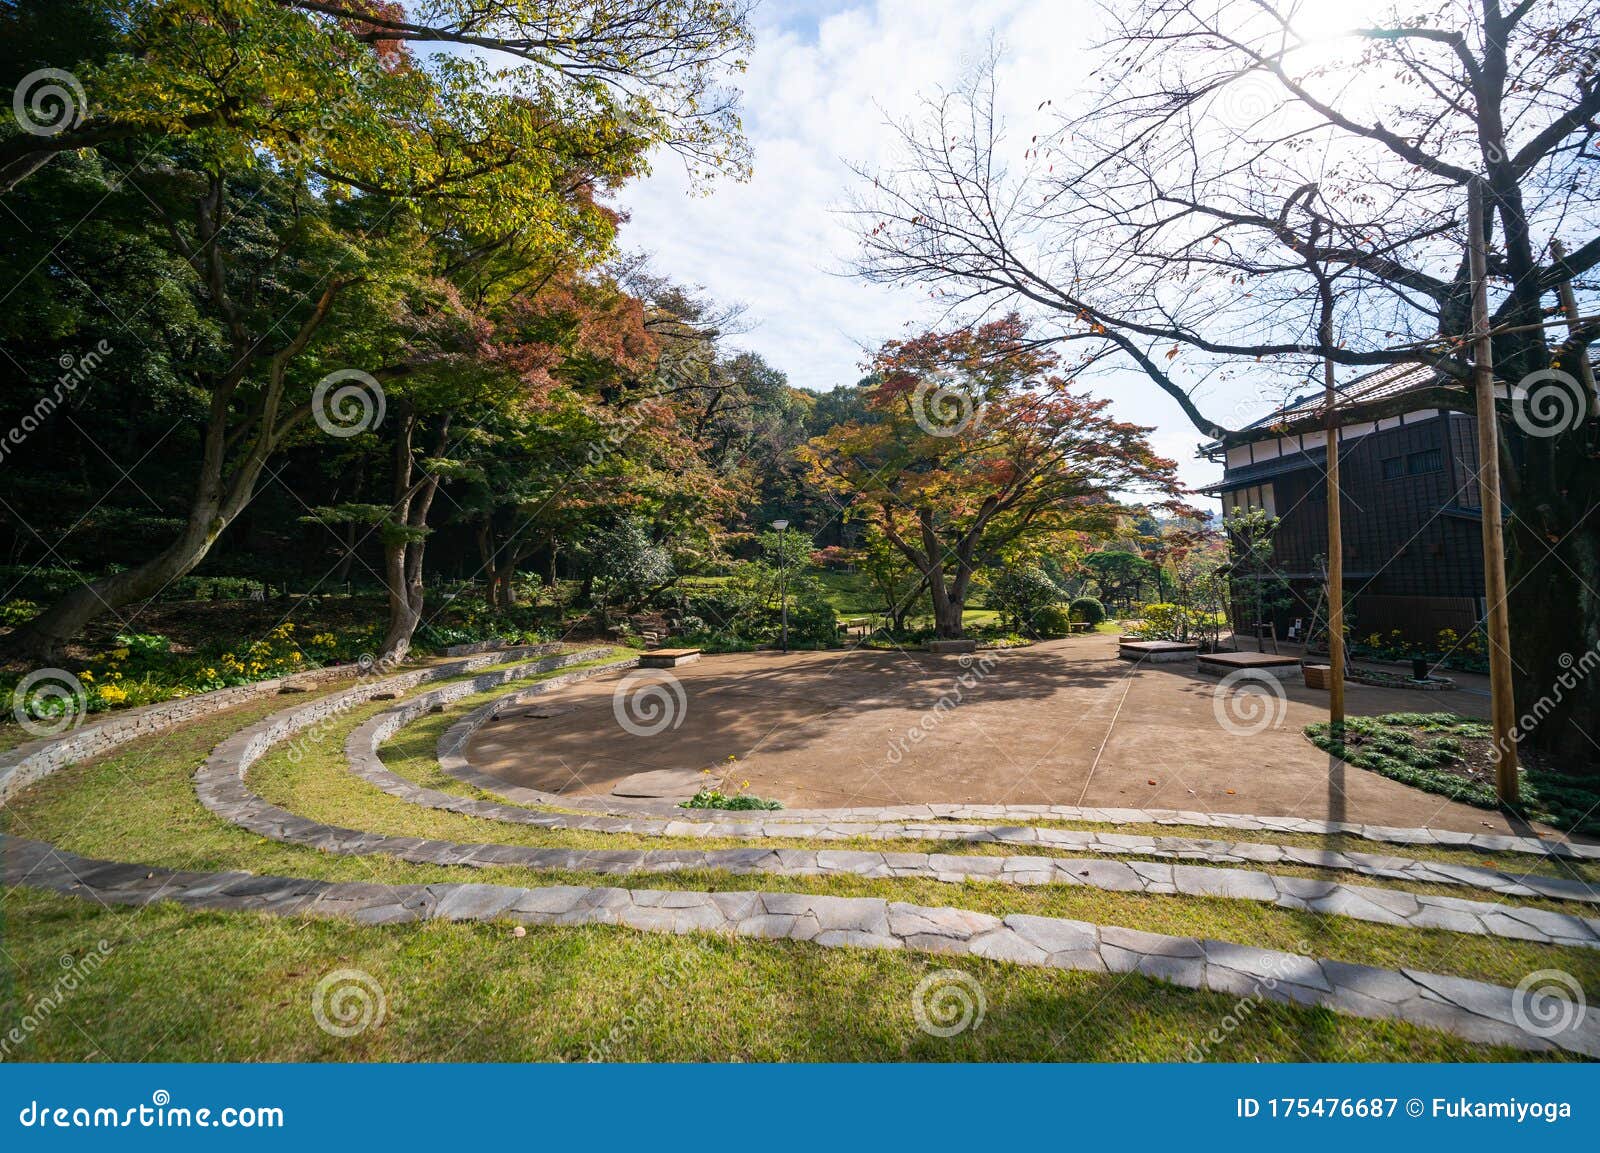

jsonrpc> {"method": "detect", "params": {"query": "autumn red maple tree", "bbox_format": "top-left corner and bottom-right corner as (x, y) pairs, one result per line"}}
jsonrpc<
(801, 316), (1190, 638)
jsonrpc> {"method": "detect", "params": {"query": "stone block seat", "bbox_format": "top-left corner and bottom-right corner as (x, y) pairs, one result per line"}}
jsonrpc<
(637, 647), (702, 669)
(926, 639), (978, 655)
(1196, 650), (1301, 680)
(1117, 639), (1199, 663)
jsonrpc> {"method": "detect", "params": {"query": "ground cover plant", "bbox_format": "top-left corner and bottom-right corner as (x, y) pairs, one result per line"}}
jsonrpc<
(1305, 713), (1600, 836)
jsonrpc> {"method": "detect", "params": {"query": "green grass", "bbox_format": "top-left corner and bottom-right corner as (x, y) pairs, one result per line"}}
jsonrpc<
(4, 889), (1558, 1062)
(1306, 713), (1600, 837)
(4, 668), (1596, 994)
(3, 666), (1597, 1061)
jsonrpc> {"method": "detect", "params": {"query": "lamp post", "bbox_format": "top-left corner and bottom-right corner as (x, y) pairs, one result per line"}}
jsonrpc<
(772, 519), (790, 654)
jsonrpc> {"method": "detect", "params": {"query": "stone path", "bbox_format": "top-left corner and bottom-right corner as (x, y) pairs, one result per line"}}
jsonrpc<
(330, 682), (1600, 905)
(0, 644), (584, 804)
(8, 642), (1600, 1058)
(178, 657), (1600, 949)
(439, 681), (1600, 861)
(5, 833), (1596, 1057)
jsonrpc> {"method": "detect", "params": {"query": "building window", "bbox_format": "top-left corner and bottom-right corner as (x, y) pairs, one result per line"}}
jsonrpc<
(1381, 456), (1404, 480)
(1222, 483), (1276, 518)
(1407, 448), (1442, 475)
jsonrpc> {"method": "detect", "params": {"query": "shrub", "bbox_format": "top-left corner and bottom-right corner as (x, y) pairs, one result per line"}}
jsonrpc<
(989, 566), (1063, 633)
(1129, 602), (1190, 640)
(786, 597), (838, 647)
(0, 598), (40, 627)
(1032, 604), (1073, 638)
(1067, 596), (1106, 626)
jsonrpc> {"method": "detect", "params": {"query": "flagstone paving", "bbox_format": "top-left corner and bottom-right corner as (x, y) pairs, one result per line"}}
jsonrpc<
(7, 639), (1600, 1060)
(455, 636), (1544, 835)
(5, 834), (1597, 1057)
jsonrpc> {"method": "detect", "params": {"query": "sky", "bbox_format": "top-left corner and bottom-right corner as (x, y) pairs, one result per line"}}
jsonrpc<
(612, 0), (1246, 491)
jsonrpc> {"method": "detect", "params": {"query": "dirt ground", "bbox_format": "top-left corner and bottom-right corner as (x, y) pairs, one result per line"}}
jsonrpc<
(465, 634), (1553, 835)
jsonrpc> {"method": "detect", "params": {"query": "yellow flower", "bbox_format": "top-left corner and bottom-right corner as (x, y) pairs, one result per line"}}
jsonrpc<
(98, 685), (128, 704)
(79, 670), (94, 682)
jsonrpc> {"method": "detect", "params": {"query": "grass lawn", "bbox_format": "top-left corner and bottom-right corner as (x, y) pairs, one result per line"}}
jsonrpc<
(5, 889), (1555, 1062)
(2, 653), (1594, 1061)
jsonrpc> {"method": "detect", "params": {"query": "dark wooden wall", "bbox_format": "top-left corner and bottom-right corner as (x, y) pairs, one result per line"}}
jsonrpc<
(1221, 411), (1486, 643)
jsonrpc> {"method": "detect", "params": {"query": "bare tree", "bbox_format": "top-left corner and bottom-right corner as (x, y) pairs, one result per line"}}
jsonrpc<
(851, 0), (1600, 762)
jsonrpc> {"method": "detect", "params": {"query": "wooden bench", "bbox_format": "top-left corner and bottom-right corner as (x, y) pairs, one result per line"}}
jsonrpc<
(839, 617), (873, 639)
(1117, 639), (1198, 663)
(637, 647), (702, 668)
(1196, 651), (1301, 680)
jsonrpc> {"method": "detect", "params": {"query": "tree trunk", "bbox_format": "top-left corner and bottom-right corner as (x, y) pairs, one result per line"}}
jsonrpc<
(475, 521), (505, 609)
(2, 398), (276, 662)
(1505, 434), (1600, 764)
(916, 514), (969, 639)
(1, 190), (346, 662)
(378, 409), (449, 663)
(4, 506), (225, 660)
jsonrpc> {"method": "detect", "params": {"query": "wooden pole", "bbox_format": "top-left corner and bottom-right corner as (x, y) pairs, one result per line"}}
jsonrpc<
(1324, 356), (1345, 727)
(1467, 177), (1520, 803)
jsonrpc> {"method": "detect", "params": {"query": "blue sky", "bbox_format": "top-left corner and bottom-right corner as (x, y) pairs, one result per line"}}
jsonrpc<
(425, 0), (1239, 483)
(615, 0), (1249, 489)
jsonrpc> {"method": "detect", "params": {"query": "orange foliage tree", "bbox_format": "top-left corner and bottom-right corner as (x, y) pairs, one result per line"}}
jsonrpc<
(801, 316), (1189, 638)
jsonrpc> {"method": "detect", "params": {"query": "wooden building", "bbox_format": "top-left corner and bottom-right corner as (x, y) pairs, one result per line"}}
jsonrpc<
(1201, 364), (1486, 644)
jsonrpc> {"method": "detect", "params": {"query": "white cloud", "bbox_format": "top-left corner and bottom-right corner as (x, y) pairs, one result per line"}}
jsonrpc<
(615, 0), (1236, 491)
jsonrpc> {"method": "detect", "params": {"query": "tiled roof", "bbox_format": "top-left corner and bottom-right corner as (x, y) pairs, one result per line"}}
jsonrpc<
(1242, 362), (1438, 430)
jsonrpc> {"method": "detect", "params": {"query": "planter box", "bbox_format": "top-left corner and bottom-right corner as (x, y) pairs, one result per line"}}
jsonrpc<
(1303, 664), (1332, 690)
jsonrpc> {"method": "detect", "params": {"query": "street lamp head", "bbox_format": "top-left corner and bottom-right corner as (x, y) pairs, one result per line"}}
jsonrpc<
(772, 519), (789, 531)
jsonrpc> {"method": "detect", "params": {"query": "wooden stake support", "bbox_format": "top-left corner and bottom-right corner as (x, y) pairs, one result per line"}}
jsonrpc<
(1325, 356), (1345, 727)
(1467, 178), (1520, 802)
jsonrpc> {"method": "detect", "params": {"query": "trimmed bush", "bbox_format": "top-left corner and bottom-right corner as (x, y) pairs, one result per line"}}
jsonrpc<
(1068, 596), (1106, 625)
(1032, 604), (1073, 638)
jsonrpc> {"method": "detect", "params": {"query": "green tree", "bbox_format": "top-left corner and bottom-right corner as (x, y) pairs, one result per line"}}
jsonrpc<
(2, 0), (750, 660)
(802, 317), (1184, 638)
